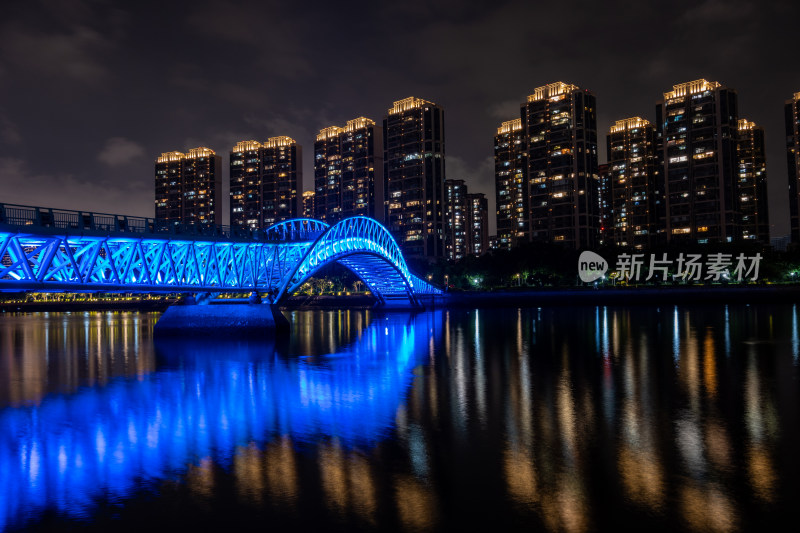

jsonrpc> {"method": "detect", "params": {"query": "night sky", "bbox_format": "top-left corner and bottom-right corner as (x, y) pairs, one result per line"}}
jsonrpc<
(1, 0), (798, 236)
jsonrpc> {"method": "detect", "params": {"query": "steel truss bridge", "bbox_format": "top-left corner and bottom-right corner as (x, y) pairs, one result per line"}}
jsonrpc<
(0, 203), (440, 306)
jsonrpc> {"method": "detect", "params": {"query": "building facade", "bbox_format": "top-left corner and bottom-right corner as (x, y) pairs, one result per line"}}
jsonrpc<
(656, 79), (739, 243)
(494, 118), (528, 250)
(736, 119), (769, 242)
(523, 82), (600, 249)
(466, 193), (489, 256)
(786, 93), (800, 242)
(155, 147), (222, 227)
(383, 97), (446, 259)
(444, 179), (468, 260)
(598, 163), (610, 245)
(605, 117), (659, 249)
(314, 118), (383, 223)
(230, 137), (301, 229)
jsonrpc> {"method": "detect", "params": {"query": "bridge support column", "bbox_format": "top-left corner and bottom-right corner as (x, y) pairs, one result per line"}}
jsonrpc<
(154, 303), (289, 338)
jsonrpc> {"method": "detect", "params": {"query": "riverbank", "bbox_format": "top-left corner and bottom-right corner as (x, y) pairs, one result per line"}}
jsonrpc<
(0, 299), (175, 313)
(419, 285), (800, 308)
(3, 285), (799, 313)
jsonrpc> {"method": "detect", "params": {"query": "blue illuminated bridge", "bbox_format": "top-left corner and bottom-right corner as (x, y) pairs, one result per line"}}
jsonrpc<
(0, 203), (441, 307)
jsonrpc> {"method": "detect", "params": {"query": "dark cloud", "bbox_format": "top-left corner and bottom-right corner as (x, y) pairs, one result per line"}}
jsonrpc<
(0, 0), (797, 236)
(97, 137), (145, 167)
(0, 113), (21, 145)
(0, 157), (150, 215)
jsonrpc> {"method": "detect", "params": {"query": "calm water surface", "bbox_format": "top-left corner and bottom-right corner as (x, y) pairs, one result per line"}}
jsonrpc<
(0, 305), (798, 532)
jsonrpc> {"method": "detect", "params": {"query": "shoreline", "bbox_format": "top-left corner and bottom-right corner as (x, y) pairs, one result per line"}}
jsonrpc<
(420, 285), (800, 307)
(2, 285), (800, 313)
(0, 300), (174, 313)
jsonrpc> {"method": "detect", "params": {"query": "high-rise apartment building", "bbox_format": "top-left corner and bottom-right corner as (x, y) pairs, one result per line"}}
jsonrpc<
(383, 97), (446, 259)
(155, 147), (222, 227)
(229, 140), (263, 229)
(314, 117), (383, 223)
(444, 179), (468, 260)
(230, 137), (301, 229)
(494, 118), (528, 250)
(314, 127), (342, 222)
(302, 190), (315, 219)
(523, 82), (600, 249)
(736, 119), (769, 242)
(466, 193), (489, 256)
(605, 117), (659, 249)
(444, 181), (489, 260)
(656, 79), (739, 243)
(786, 93), (800, 242)
(155, 151), (184, 224)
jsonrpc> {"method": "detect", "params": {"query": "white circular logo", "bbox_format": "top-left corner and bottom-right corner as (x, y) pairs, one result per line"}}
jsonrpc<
(578, 251), (608, 283)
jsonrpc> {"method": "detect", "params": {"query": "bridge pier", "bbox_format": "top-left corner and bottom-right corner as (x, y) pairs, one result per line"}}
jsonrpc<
(154, 301), (290, 338)
(374, 295), (425, 311)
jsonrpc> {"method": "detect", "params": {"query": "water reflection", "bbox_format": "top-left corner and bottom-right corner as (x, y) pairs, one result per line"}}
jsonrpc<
(0, 312), (156, 406)
(0, 311), (441, 530)
(0, 305), (798, 531)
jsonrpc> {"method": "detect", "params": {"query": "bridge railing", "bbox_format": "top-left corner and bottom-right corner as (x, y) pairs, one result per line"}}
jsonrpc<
(0, 203), (267, 240)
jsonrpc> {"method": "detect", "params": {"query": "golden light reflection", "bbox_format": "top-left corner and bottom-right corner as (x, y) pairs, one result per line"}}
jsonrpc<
(234, 443), (265, 505)
(348, 452), (378, 523)
(618, 446), (664, 510)
(681, 326), (701, 411)
(320, 442), (349, 515)
(316, 442), (378, 523)
(504, 446), (538, 504)
(0, 312), (156, 407)
(680, 482), (737, 532)
(703, 330), (717, 398)
(705, 421), (732, 472)
(557, 353), (577, 458)
(187, 457), (215, 498)
(747, 447), (776, 503)
(744, 351), (778, 502)
(617, 322), (665, 512)
(394, 475), (437, 531)
(265, 437), (299, 505)
(541, 475), (589, 533)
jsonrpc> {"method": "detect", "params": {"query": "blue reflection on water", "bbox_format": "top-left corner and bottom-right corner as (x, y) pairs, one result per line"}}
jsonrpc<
(0, 311), (441, 530)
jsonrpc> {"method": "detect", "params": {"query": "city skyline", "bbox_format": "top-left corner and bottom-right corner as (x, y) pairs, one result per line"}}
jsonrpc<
(1, 1), (798, 237)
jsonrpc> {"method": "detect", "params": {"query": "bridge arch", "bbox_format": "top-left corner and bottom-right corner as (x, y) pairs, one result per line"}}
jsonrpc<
(275, 217), (436, 307)
(263, 218), (329, 242)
